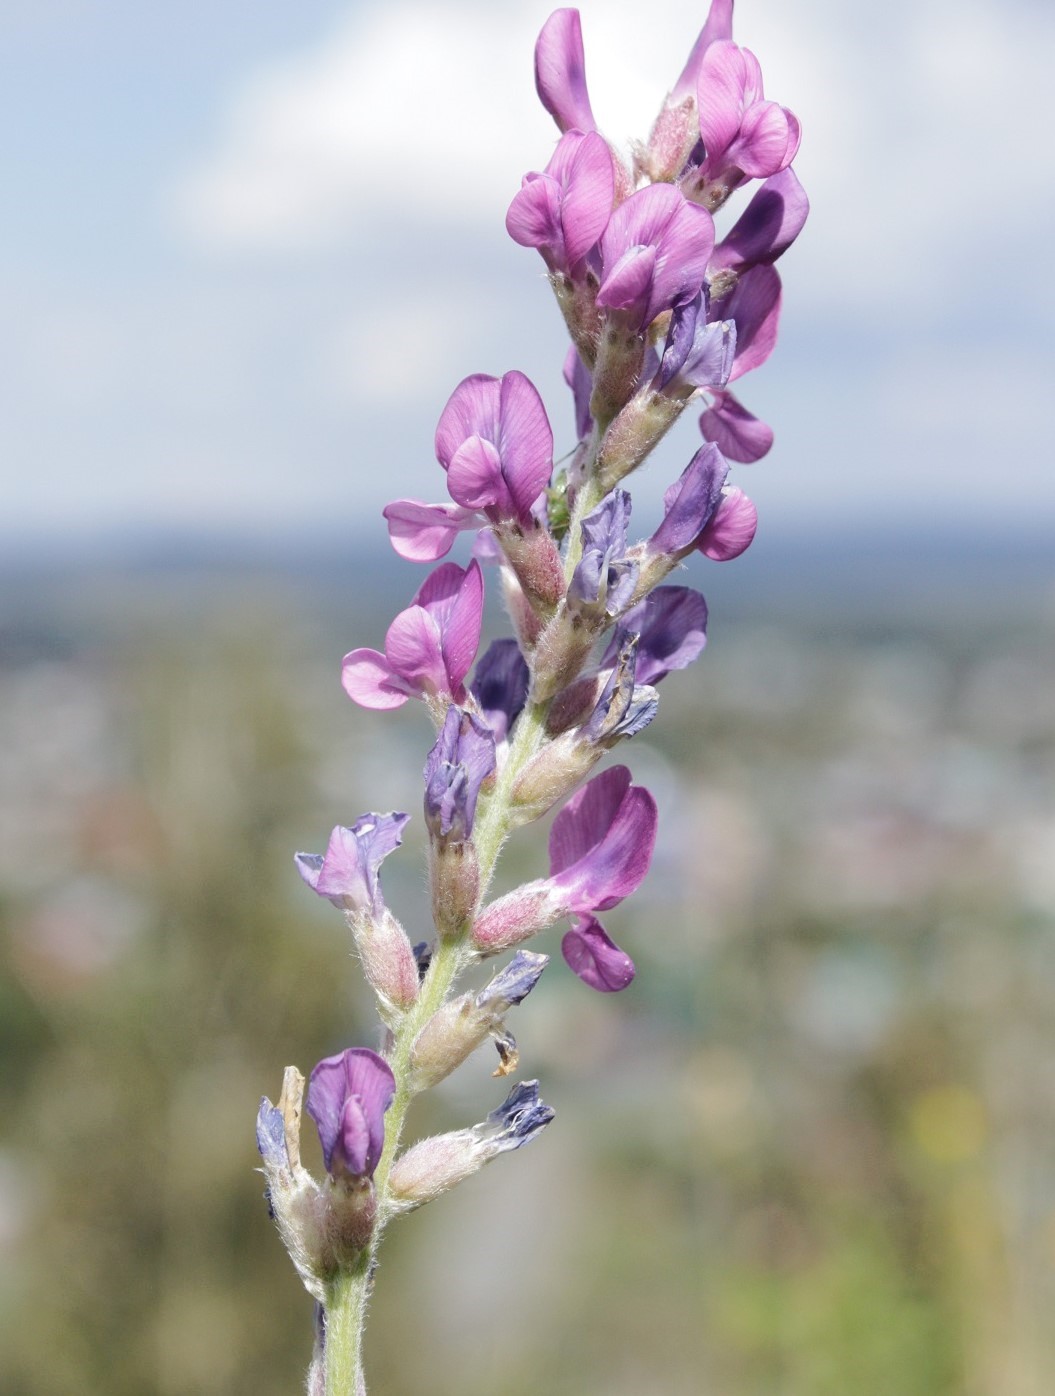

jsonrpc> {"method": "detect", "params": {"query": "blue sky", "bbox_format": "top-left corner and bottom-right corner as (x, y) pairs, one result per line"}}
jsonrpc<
(3, 0), (1053, 550)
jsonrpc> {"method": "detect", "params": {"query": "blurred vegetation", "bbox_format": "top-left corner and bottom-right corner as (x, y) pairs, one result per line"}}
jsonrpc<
(1, 543), (1054, 1394)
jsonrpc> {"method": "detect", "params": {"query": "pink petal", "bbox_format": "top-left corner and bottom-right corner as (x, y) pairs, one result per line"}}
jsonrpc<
(384, 608), (447, 692)
(671, 0), (734, 100)
(560, 131), (615, 267)
(446, 436), (510, 512)
(700, 390), (774, 462)
(697, 41), (749, 163)
(383, 499), (478, 562)
(412, 560), (469, 614)
(730, 100), (796, 178)
(534, 8), (597, 134)
(598, 243), (658, 312)
(562, 917), (636, 991)
(497, 370), (554, 518)
(441, 559), (484, 692)
(435, 376), (501, 471)
(341, 649), (410, 710)
(505, 173), (563, 256)
(697, 485), (758, 560)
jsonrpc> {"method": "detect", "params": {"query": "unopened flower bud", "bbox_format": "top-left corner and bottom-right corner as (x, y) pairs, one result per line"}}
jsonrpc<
(409, 950), (548, 1089)
(388, 1080), (554, 1212)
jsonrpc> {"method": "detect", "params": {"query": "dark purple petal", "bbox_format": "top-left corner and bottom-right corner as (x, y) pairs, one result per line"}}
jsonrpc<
(471, 638), (530, 743)
(534, 8), (597, 134)
(478, 1079), (555, 1152)
(655, 295), (736, 393)
(606, 586), (709, 685)
(383, 499), (478, 563)
(711, 168), (810, 274)
(700, 389), (774, 462)
(562, 917), (636, 991)
(650, 443), (728, 554)
(423, 706), (496, 841)
(476, 949), (549, 1011)
(697, 485), (757, 561)
(548, 765), (658, 912)
(547, 770), (655, 910)
(583, 633), (659, 745)
(306, 1048), (396, 1181)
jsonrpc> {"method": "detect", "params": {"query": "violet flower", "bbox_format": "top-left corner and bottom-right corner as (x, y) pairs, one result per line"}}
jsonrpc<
(470, 638), (529, 745)
(654, 293), (736, 398)
(472, 765), (657, 957)
(581, 634), (658, 746)
(506, 129), (614, 278)
(383, 372), (554, 563)
(640, 0), (734, 183)
(306, 1048), (396, 1183)
(603, 586), (709, 686)
(568, 490), (638, 619)
(692, 41), (801, 197)
(295, 813), (410, 918)
(423, 706), (496, 843)
(342, 560), (484, 710)
(597, 183), (715, 333)
(647, 444), (756, 563)
(700, 389), (774, 463)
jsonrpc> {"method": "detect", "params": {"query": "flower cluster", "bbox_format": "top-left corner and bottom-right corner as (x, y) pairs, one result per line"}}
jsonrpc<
(259, 6), (805, 1389)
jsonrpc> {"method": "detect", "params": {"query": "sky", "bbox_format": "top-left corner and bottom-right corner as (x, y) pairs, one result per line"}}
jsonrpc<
(2, 0), (1053, 553)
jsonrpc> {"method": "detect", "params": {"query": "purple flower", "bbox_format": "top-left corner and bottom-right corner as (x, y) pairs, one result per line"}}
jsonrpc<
(645, 444), (755, 562)
(562, 916), (635, 992)
(342, 560), (484, 710)
(506, 130), (614, 277)
(480, 1078), (555, 1150)
(477, 949), (549, 1011)
(648, 444), (729, 556)
(471, 638), (529, 744)
(534, 8), (598, 135)
(696, 42), (801, 188)
(568, 490), (638, 618)
(597, 184), (715, 332)
(295, 812), (410, 918)
(473, 766), (657, 956)
(604, 586), (709, 685)
(383, 373), (553, 564)
(424, 706), (496, 842)
(654, 293), (736, 396)
(711, 167), (810, 276)
(582, 633), (658, 745)
(306, 1048), (396, 1182)
(640, 0), (734, 183)
(548, 764), (657, 913)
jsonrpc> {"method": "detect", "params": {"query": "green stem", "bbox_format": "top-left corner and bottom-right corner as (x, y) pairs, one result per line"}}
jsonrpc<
(325, 1260), (370, 1396)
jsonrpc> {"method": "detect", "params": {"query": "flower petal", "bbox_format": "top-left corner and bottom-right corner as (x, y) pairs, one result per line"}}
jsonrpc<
(306, 1047), (396, 1179)
(697, 485), (757, 561)
(562, 917), (636, 991)
(700, 389), (774, 462)
(534, 8), (597, 134)
(440, 560), (485, 692)
(341, 648), (410, 710)
(383, 498), (478, 562)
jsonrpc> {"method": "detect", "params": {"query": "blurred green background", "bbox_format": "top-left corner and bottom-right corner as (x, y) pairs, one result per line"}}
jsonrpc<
(2, 537), (1053, 1395)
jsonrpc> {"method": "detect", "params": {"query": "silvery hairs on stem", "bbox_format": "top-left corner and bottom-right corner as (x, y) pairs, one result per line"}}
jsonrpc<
(257, 4), (807, 1390)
